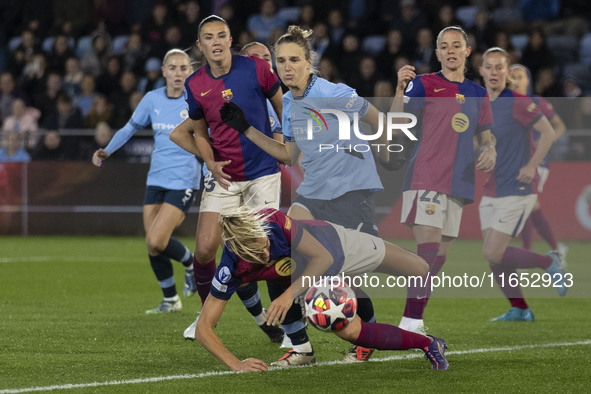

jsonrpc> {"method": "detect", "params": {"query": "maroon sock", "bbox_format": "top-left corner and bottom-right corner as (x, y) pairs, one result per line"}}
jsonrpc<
(501, 246), (552, 270)
(423, 255), (447, 310)
(194, 256), (217, 305)
(354, 321), (432, 350)
(489, 263), (528, 309)
(403, 243), (439, 319)
(531, 210), (557, 250)
(521, 217), (533, 250)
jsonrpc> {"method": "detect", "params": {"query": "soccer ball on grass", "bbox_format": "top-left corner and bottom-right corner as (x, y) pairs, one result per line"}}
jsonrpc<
(304, 279), (357, 331)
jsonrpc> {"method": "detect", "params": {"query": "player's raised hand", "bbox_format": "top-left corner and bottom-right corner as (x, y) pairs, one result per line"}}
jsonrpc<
(396, 65), (416, 91)
(516, 163), (536, 184)
(219, 102), (251, 134)
(266, 290), (293, 326)
(210, 159), (232, 189)
(231, 358), (269, 372)
(92, 148), (109, 167)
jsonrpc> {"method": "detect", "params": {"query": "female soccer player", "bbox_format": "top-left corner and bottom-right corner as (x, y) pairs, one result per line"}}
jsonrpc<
(169, 16), (284, 343)
(393, 26), (496, 334)
(218, 25), (389, 362)
(479, 47), (568, 321)
(92, 49), (202, 313)
(509, 64), (568, 257)
(194, 206), (449, 372)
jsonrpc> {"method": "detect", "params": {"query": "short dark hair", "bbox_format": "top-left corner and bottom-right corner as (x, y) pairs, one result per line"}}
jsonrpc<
(198, 15), (229, 40)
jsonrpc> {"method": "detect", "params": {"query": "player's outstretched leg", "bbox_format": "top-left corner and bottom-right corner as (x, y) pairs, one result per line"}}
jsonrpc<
(337, 317), (449, 371)
(237, 282), (284, 343)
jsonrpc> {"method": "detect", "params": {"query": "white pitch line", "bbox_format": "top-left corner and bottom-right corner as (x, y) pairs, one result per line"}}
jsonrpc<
(1, 339), (590, 394)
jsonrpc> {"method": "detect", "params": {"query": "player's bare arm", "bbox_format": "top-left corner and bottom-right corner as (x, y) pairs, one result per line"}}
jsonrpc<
(190, 118), (232, 189)
(169, 118), (201, 156)
(517, 116), (555, 184)
(219, 101), (296, 165)
(269, 89), (283, 123)
(475, 129), (497, 172)
(266, 229), (333, 326)
(195, 295), (269, 372)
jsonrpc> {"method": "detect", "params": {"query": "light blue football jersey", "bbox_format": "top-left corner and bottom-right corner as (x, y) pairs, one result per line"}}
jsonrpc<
(105, 87), (202, 190)
(282, 76), (383, 200)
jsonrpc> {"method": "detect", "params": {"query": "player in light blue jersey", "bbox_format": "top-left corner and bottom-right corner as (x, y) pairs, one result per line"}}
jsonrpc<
(219, 26), (391, 363)
(92, 49), (203, 314)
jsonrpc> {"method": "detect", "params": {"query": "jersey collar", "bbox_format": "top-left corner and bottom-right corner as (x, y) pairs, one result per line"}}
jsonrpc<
(303, 75), (318, 97)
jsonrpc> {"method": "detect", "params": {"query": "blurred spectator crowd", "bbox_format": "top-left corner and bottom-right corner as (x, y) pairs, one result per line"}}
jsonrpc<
(0, 0), (590, 162)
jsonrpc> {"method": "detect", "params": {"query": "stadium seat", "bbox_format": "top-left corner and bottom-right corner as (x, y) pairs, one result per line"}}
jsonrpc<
(548, 35), (579, 65)
(580, 33), (591, 65)
(492, 6), (522, 25)
(510, 34), (528, 52)
(277, 7), (300, 24)
(362, 35), (386, 55)
(42, 37), (54, 53)
(563, 63), (591, 94)
(112, 35), (129, 54)
(76, 35), (93, 58)
(455, 6), (478, 29)
(8, 36), (22, 51)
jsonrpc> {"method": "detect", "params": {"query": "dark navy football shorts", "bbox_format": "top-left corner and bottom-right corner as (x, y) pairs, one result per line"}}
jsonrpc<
(293, 190), (378, 236)
(144, 186), (198, 213)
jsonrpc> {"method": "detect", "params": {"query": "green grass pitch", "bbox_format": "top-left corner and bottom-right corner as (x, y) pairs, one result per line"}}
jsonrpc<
(1, 236), (589, 393)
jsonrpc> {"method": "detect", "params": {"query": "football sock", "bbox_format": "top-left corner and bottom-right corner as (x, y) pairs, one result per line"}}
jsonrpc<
(194, 256), (217, 305)
(164, 295), (180, 302)
(354, 288), (376, 323)
(501, 246), (552, 269)
(162, 237), (193, 267)
(354, 321), (431, 350)
(423, 254), (447, 310)
(286, 327), (311, 352)
(403, 242), (439, 319)
(531, 210), (558, 250)
(149, 253), (177, 298)
(489, 262), (528, 309)
(235, 282), (264, 323)
(521, 217), (533, 250)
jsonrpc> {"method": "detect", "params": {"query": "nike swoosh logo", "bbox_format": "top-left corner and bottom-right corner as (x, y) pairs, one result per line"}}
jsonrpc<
(264, 200), (274, 205)
(371, 240), (377, 250)
(434, 88), (446, 92)
(201, 89), (213, 96)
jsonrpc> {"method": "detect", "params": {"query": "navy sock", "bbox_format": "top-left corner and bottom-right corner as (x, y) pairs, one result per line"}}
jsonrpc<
(162, 237), (192, 266)
(149, 254), (176, 298)
(354, 288), (376, 323)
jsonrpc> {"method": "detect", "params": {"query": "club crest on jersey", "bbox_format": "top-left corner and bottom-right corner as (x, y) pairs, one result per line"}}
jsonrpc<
(273, 257), (293, 276)
(180, 109), (189, 119)
(222, 89), (233, 101)
(451, 113), (469, 133)
(269, 116), (276, 128)
(455, 93), (465, 104)
(425, 204), (436, 215)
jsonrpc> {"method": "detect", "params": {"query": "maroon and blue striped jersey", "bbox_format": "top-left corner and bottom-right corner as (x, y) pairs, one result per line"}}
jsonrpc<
(402, 71), (493, 203)
(185, 55), (281, 181)
(210, 209), (345, 301)
(484, 88), (543, 197)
